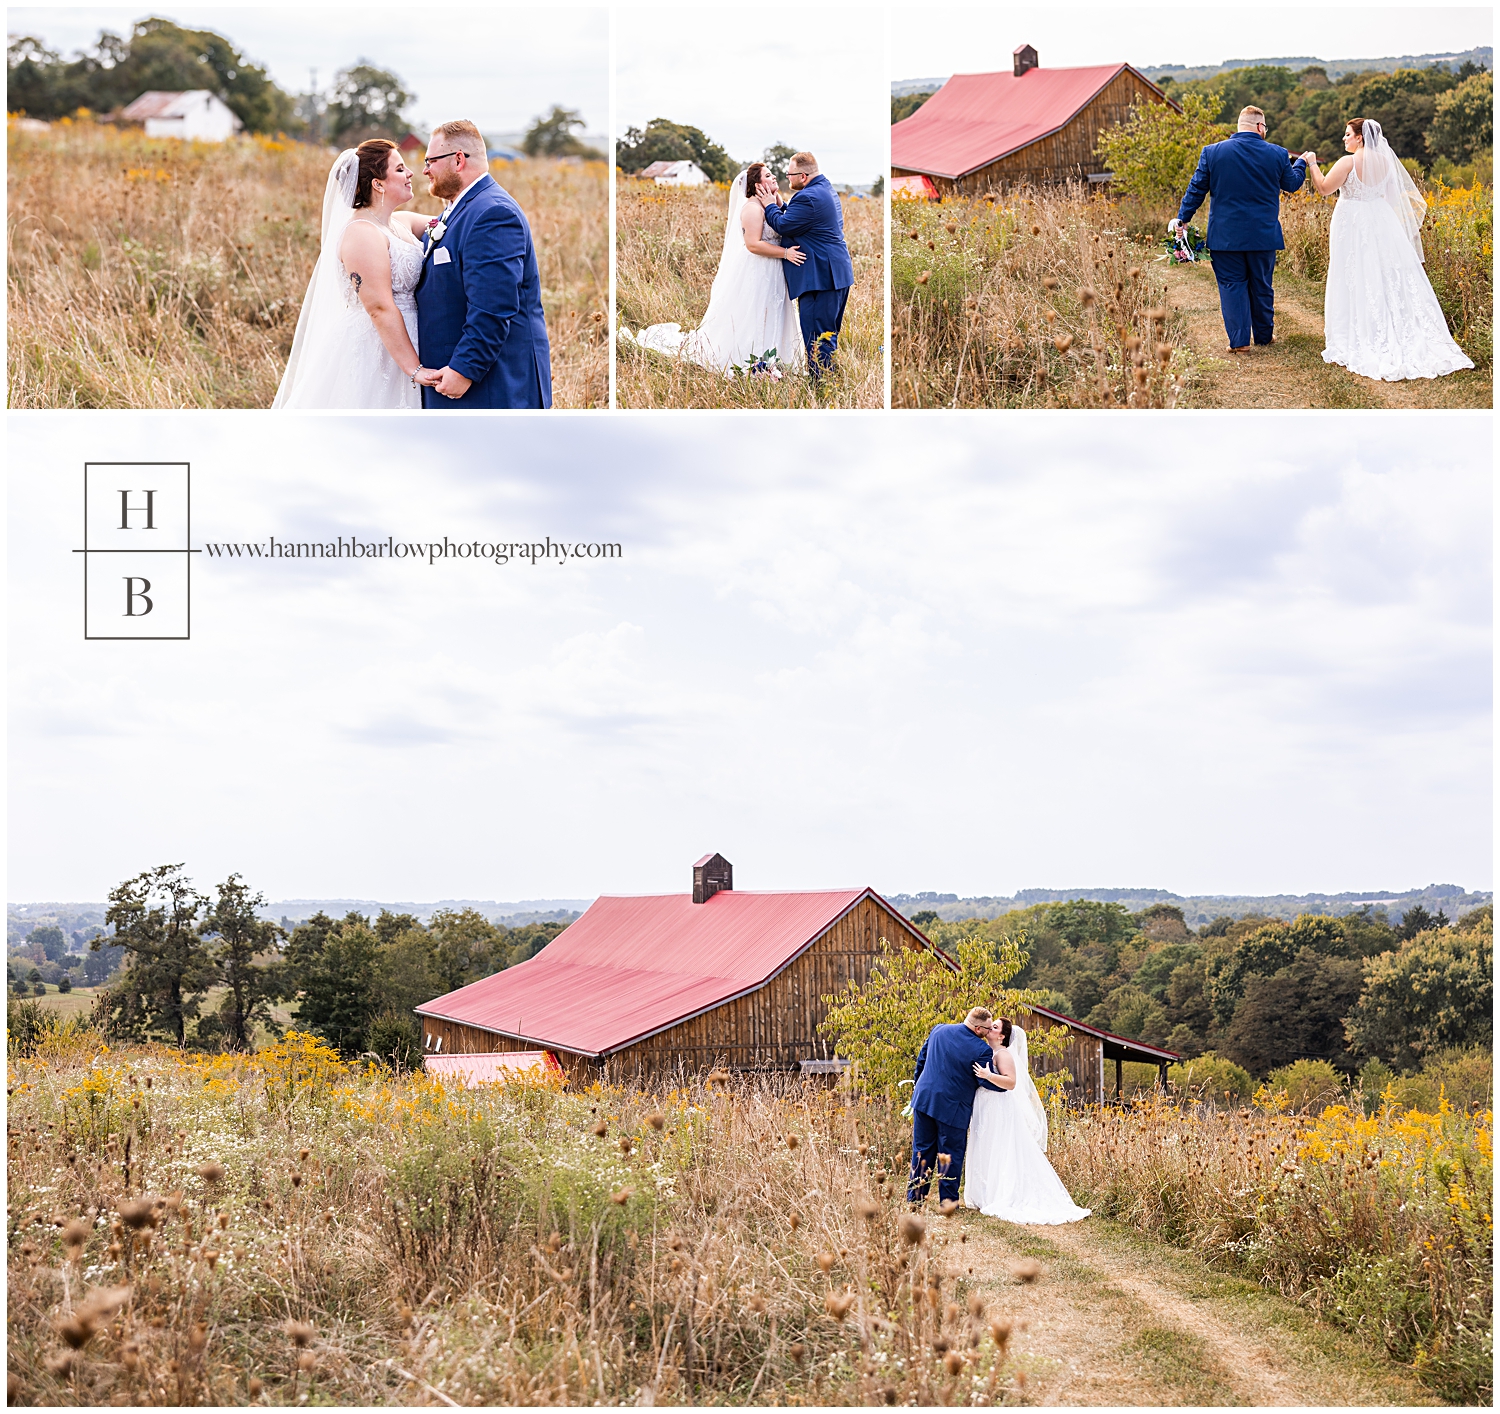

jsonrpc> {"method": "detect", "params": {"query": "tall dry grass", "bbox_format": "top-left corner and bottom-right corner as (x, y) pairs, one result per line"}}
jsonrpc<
(8, 1032), (1025, 1407)
(7, 121), (607, 408)
(615, 179), (884, 409)
(1052, 1093), (1493, 1404)
(892, 185), (1194, 409)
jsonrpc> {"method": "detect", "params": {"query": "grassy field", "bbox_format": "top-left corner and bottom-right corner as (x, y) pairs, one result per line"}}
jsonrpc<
(893, 182), (1492, 410)
(8, 1026), (1485, 1406)
(6, 121), (607, 409)
(615, 179), (884, 409)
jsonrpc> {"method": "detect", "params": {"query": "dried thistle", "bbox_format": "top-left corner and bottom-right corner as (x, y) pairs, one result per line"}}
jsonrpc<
(824, 1291), (854, 1320)
(816, 1252), (837, 1274)
(198, 1161), (225, 1184)
(645, 1112), (665, 1131)
(284, 1321), (314, 1348)
(899, 1214), (926, 1245)
(1011, 1258), (1042, 1284)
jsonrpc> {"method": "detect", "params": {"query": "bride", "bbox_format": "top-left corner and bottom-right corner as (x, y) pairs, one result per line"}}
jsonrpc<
(623, 162), (807, 375)
(1301, 119), (1474, 382)
(273, 139), (441, 408)
(964, 1018), (1091, 1224)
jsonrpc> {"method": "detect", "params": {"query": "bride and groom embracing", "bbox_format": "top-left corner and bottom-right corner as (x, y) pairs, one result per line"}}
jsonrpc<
(274, 121), (552, 409)
(907, 1007), (1089, 1225)
(627, 151), (855, 383)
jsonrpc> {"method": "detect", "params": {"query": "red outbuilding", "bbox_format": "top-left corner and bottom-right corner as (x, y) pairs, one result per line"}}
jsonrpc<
(892, 44), (1178, 194)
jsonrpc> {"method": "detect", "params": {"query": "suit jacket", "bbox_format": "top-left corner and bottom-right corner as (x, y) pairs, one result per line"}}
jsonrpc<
(1176, 131), (1307, 252)
(415, 174), (553, 408)
(760, 174), (856, 298)
(911, 1022), (1000, 1129)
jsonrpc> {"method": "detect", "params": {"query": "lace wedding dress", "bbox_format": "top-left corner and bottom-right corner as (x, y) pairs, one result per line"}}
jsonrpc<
(963, 1028), (1091, 1224)
(272, 149), (423, 409)
(1322, 121), (1474, 382)
(623, 169), (804, 374)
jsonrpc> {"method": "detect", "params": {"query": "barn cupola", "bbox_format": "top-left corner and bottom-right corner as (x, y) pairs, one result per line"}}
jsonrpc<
(692, 853), (733, 904)
(1013, 43), (1038, 78)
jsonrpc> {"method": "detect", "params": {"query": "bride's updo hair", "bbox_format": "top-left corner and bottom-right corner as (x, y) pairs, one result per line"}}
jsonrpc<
(744, 161), (769, 195)
(1346, 118), (1367, 140)
(997, 1017), (1013, 1047)
(353, 138), (399, 208)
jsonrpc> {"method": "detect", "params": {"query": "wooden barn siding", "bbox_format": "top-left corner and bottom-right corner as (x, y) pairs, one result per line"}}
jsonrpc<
(894, 70), (1171, 194)
(1013, 1006), (1104, 1105)
(605, 898), (927, 1081)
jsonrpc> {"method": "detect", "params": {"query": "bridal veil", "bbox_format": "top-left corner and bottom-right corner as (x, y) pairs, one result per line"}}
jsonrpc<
(1354, 119), (1428, 260)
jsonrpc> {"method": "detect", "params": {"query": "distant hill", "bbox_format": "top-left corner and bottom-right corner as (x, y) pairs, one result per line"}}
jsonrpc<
(884, 884), (1492, 928)
(893, 47), (1491, 95)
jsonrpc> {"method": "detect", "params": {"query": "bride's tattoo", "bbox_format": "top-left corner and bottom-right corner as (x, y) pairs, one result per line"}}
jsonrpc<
(349, 272), (362, 293)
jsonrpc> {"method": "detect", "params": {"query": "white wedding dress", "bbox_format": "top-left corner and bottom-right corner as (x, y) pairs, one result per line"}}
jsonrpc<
(622, 169), (804, 375)
(963, 1027), (1091, 1224)
(272, 149), (423, 409)
(1322, 120), (1474, 382)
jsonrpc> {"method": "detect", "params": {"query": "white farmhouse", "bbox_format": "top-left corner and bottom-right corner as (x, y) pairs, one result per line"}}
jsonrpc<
(639, 159), (709, 186)
(120, 91), (243, 142)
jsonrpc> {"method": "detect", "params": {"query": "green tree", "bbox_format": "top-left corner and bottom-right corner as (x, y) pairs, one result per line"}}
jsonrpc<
(98, 864), (216, 1045)
(892, 91), (934, 124)
(370, 928), (445, 1019)
(871, 174), (885, 197)
(27, 926), (67, 962)
(763, 142), (797, 185)
(1222, 948), (1364, 1075)
(1265, 1057), (1345, 1110)
(503, 920), (569, 968)
(1096, 89), (1233, 205)
(616, 118), (734, 184)
(294, 917), (381, 1056)
(1429, 71), (1493, 163)
(1355, 67), (1460, 164)
(197, 873), (286, 1050)
(1086, 983), (1169, 1046)
(1397, 903), (1450, 941)
(1210, 914), (1347, 1025)
(428, 908), (506, 992)
(7, 20), (298, 132)
(325, 63), (413, 144)
(1167, 1051), (1252, 1101)
(1344, 913), (1492, 1070)
(523, 105), (602, 159)
(819, 929), (1056, 1101)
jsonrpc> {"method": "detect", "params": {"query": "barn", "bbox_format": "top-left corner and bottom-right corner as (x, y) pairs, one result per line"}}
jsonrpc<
(637, 159), (710, 186)
(119, 90), (242, 143)
(415, 854), (943, 1082)
(891, 44), (1178, 194)
(1012, 1002), (1179, 1103)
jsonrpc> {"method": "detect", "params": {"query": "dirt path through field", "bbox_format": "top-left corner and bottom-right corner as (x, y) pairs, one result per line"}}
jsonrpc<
(946, 1210), (1436, 1406)
(1163, 260), (1490, 410)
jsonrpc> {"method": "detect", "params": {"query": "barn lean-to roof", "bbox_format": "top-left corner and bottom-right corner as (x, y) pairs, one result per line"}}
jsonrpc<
(416, 887), (939, 1059)
(892, 63), (1176, 181)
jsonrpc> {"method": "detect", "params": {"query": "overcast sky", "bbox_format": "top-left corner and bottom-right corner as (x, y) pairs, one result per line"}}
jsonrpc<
(9, 414), (1491, 907)
(890, 5), (1492, 80)
(7, 4), (609, 138)
(616, 7), (885, 184)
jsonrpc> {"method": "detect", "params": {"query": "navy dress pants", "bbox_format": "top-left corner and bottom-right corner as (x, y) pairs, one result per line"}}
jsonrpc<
(1211, 249), (1277, 348)
(908, 1108), (969, 1204)
(796, 286), (851, 377)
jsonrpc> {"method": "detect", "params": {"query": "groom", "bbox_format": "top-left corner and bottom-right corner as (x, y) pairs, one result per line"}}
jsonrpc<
(1172, 106), (1308, 352)
(757, 152), (855, 382)
(907, 1008), (1012, 1206)
(415, 120), (552, 408)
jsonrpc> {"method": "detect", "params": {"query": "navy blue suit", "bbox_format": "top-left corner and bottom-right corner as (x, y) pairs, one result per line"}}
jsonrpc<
(760, 175), (856, 378)
(1177, 131), (1307, 349)
(907, 1022), (1003, 1204)
(415, 174), (552, 409)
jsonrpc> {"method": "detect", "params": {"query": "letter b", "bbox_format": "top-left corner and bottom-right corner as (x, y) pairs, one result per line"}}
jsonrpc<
(123, 577), (153, 616)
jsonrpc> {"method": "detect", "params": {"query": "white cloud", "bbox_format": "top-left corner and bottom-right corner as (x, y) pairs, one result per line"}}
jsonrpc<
(7, 412), (1491, 904)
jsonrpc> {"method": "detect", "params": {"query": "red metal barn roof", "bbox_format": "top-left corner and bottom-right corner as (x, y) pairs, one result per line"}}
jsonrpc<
(417, 888), (922, 1058)
(892, 64), (1165, 180)
(424, 1050), (563, 1084)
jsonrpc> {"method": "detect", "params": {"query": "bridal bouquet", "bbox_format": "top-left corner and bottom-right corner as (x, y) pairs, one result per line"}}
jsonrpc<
(730, 348), (785, 380)
(1161, 224), (1211, 264)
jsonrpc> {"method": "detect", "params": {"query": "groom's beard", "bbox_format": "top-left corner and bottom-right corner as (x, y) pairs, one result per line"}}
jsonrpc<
(429, 171), (463, 201)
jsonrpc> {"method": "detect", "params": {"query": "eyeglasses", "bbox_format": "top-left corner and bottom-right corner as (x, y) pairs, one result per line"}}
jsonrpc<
(423, 151), (463, 169)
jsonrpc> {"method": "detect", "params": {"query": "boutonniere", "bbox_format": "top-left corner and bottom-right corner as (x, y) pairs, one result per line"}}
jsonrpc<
(428, 217), (447, 242)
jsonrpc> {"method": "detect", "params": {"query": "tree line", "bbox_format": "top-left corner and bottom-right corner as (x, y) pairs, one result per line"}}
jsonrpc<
(7, 17), (599, 158)
(913, 897), (1493, 1079)
(33, 863), (568, 1065)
